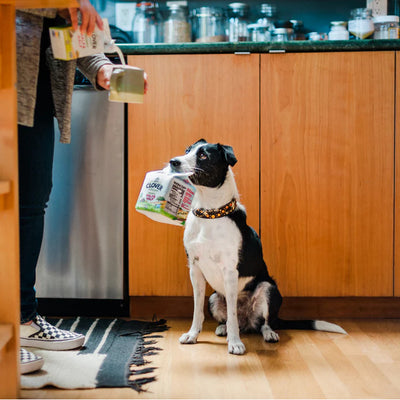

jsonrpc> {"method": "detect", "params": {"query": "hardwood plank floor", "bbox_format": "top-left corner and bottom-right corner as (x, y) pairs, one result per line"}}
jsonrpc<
(21, 318), (400, 399)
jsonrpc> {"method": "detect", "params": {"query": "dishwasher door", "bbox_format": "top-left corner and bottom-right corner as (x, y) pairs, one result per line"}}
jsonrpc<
(36, 87), (127, 315)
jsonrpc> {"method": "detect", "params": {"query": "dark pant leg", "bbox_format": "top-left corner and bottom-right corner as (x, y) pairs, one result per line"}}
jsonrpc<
(18, 110), (55, 323)
(19, 16), (57, 323)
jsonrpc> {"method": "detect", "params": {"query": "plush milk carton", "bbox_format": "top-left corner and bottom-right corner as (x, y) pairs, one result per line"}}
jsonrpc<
(135, 170), (196, 226)
(49, 19), (111, 60)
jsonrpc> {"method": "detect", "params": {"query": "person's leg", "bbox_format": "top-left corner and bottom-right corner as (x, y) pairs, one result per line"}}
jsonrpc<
(18, 12), (56, 324)
(18, 109), (54, 324)
(18, 72), (85, 352)
(19, 95), (86, 351)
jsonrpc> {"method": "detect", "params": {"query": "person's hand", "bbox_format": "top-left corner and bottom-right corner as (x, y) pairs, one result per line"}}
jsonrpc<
(96, 64), (114, 90)
(58, 0), (103, 36)
(71, 0), (104, 35)
(97, 65), (149, 93)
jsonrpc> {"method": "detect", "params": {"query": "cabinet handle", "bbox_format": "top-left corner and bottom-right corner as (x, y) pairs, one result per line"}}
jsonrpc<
(0, 181), (11, 196)
(0, 181), (11, 210)
(0, 324), (13, 352)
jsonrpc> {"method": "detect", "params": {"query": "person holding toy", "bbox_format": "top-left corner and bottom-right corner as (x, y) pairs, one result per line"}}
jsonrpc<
(16, 0), (137, 374)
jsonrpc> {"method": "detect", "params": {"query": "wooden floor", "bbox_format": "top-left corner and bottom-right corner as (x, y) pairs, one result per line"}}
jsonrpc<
(21, 318), (400, 399)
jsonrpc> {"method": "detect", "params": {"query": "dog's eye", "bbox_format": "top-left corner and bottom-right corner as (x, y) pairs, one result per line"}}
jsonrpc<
(198, 152), (207, 160)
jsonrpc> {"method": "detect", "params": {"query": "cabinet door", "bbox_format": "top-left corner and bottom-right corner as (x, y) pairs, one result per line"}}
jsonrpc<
(396, 52), (400, 297)
(261, 52), (394, 296)
(0, 3), (21, 397)
(128, 54), (259, 296)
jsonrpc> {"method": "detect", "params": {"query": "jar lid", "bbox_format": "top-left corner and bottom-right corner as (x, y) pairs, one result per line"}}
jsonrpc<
(373, 15), (400, 23)
(229, 2), (249, 9)
(330, 20), (347, 27)
(247, 23), (267, 30)
(192, 6), (223, 17)
(137, 2), (156, 7)
(350, 8), (373, 18)
(167, 3), (187, 9)
(290, 20), (303, 26)
(273, 28), (294, 34)
(308, 31), (321, 39)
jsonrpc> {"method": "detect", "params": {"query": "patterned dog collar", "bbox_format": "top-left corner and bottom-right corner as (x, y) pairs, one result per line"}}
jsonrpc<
(192, 199), (237, 219)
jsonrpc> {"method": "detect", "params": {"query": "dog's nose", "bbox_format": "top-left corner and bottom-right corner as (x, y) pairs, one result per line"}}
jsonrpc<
(169, 158), (181, 168)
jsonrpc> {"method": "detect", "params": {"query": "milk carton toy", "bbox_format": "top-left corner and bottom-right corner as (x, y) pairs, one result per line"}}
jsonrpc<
(49, 18), (113, 60)
(135, 169), (196, 226)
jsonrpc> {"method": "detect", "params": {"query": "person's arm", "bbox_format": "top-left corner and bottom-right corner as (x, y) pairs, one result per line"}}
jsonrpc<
(77, 55), (113, 90)
(78, 58), (148, 92)
(61, 1), (112, 89)
(18, 8), (57, 18)
(65, 1), (147, 92)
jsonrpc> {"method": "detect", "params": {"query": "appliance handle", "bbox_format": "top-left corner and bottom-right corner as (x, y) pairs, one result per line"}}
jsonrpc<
(73, 85), (97, 91)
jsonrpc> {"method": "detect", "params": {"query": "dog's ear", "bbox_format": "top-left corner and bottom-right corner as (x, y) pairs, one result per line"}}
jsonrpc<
(218, 144), (237, 167)
(185, 139), (207, 154)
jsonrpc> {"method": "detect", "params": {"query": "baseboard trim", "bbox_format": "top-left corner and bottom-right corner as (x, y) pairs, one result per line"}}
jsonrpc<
(130, 296), (400, 319)
(38, 298), (130, 318)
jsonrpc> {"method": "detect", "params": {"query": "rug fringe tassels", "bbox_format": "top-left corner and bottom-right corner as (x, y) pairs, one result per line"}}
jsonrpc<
(126, 319), (169, 392)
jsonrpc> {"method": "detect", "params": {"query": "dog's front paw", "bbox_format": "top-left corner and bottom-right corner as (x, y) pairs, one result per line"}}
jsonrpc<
(179, 332), (198, 344)
(228, 338), (246, 355)
(262, 329), (280, 343)
(215, 324), (227, 336)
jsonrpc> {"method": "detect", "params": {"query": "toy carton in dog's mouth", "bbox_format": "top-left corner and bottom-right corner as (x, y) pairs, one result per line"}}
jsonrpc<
(135, 169), (196, 226)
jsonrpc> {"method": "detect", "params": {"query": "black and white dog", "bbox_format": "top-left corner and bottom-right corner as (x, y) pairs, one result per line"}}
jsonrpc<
(169, 139), (346, 355)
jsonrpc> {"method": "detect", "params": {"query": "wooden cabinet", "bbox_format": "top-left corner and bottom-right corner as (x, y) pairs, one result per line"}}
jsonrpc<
(260, 52), (395, 296)
(396, 52), (400, 297)
(127, 54), (259, 296)
(1, 3), (22, 397)
(128, 51), (398, 300)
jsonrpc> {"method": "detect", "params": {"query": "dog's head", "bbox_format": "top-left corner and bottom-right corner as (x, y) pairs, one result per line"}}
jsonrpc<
(169, 139), (237, 188)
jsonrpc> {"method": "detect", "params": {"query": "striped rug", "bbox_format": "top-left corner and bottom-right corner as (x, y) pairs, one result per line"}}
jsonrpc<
(20, 317), (168, 392)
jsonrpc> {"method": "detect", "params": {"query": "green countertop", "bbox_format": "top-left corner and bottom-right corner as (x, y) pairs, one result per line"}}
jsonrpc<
(118, 39), (400, 55)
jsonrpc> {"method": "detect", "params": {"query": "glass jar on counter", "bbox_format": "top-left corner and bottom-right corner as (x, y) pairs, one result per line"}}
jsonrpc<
(271, 27), (293, 42)
(328, 21), (349, 40)
(373, 15), (399, 39)
(164, 4), (191, 43)
(290, 20), (307, 40)
(247, 23), (271, 41)
(227, 2), (250, 42)
(348, 8), (374, 39)
(132, 2), (163, 43)
(257, 3), (276, 31)
(191, 7), (226, 43)
(308, 31), (328, 40)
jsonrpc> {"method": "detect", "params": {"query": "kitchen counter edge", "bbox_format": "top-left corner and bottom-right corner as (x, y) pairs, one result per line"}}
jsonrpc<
(118, 39), (400, 55)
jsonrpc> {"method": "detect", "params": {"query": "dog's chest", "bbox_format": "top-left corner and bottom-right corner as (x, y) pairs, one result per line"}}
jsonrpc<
(184, 214), (242, 294)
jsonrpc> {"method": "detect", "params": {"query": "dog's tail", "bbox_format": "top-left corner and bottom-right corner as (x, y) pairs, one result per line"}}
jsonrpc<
(276, 318), (347, 334)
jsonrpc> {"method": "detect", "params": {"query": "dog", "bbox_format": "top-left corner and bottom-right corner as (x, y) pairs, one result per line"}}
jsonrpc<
(168, 139), (346, 355)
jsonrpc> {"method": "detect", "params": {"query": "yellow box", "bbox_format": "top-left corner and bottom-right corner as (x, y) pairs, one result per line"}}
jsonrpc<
(49, 24), (105, 60)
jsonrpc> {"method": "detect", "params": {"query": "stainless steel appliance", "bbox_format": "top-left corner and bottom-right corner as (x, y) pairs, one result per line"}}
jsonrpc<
(36, 80), (128, 316)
